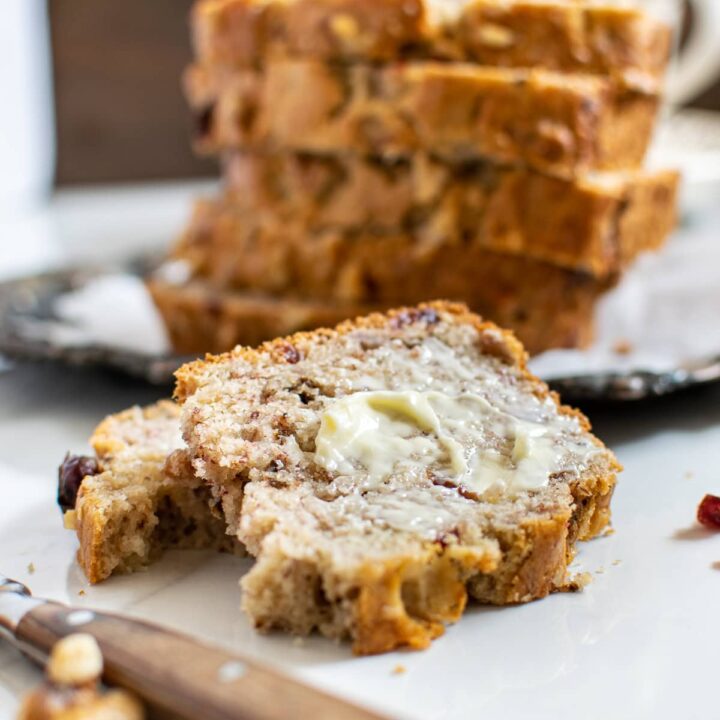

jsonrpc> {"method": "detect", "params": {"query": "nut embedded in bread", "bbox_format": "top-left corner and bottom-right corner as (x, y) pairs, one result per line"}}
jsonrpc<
(176, 302), (620, 654)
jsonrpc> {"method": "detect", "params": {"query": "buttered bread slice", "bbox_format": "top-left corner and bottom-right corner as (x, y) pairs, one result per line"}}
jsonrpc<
(176, 302), (620, 654)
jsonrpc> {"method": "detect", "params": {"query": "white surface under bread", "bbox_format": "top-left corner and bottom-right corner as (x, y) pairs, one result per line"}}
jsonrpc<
(0, 181), (719, 719)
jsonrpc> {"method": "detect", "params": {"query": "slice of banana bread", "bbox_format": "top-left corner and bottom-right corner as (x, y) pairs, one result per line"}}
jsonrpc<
(192, 0), (671, 84)
(175, 302), (620, 654)
(167, 202), (616, 350)
(61, 402), (242, 584)
(186, 60), (659, 176)
(152, 230), (609, 356)
(220, 152), (678, 276)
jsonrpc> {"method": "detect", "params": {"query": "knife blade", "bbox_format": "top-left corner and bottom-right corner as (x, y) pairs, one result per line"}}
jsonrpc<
(0, 575), (389, 720)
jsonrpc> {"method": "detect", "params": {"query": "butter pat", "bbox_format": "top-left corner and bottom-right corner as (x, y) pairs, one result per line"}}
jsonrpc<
(314, 390), (572, 494)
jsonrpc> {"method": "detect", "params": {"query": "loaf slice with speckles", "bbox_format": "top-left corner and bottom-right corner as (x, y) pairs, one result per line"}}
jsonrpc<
(187, 60), (659, 176)
(193, 0), (671, 86)
(176, 302), (620, 654)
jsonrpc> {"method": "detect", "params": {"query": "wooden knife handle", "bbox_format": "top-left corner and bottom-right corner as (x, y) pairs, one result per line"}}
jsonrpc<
(17, 603), (387, 720)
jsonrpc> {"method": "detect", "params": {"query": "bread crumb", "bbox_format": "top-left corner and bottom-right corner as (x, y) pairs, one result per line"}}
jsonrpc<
(612, 559), (622, 566)
(27, 563), (35, 574)
(612, 339), (633, 356)
(602, 527), (615, 537)
(595, 567), (605, 574)
(561, 572), (592, 592)
(684, 471), (694, 480)
(712, 561), (720, 571)
(392, 664), (406, 675)
(78, 589), (86, 596)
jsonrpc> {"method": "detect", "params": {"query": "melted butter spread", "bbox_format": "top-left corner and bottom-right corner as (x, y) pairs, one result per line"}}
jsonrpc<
(315, 390), (586, 494)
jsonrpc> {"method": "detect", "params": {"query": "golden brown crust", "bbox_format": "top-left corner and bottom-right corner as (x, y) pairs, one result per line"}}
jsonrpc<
(192, 0), (671, 85)
(187, 60), (659, 176)
(218, 153), (678, 275)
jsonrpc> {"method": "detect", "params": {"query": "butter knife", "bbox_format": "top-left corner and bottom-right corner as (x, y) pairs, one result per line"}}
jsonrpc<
(0, 575), (387, 720)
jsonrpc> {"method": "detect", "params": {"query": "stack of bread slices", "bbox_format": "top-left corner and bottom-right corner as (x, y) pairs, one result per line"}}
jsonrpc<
(148, 0), (679, 356)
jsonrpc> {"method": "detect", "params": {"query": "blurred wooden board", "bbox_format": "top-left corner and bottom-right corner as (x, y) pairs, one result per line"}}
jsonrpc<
(49, 0), (215, 184)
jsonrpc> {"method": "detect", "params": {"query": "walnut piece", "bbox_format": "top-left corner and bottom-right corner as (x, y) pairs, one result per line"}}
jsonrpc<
(47, 634), (103, 686)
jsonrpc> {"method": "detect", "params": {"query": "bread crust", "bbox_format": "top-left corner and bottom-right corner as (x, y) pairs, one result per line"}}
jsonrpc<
(217, 153), (678, 276)
(186, 60), (659, 176)
(193, 0), (671, 85)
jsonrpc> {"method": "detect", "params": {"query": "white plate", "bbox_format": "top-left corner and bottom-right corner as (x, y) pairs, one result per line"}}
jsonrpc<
(1, 362), (718, 719)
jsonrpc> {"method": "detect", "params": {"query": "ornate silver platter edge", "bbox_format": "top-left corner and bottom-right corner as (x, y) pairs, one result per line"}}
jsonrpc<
(1, 262), (719, 400)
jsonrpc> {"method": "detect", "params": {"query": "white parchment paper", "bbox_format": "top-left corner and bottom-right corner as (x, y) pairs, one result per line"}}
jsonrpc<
(530, 213), (720, 379)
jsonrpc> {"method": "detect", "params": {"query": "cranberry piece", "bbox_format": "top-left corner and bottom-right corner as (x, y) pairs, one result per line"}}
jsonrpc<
(697, 494), (720, 530)
(390, 307), (440, 329)
(279, 343), (301, 364)
(58, 454), (100, 512)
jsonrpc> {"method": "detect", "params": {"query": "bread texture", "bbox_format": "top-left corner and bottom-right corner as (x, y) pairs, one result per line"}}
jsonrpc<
(150, 236), (608, 356)
(193, 0), (670, 85)
(186, 60), (659, 176)
(68, 401), (242, 584)
(169, 198), (618, 341)
(219, 152), (678, 275)
(176, 302), (620, 654)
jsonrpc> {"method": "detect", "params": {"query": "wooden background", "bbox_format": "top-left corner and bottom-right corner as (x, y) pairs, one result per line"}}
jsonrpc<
(49, 0), (215, 184)
(49, 0), (720, 186)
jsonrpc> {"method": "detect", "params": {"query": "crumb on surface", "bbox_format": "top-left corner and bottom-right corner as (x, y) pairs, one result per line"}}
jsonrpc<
(27, 563), (35, 574)
(78, 590), (86, 596)
(561, 572), (592, 592)
(612, 559), (622, 566)
(697, 494), (720, 530)
(712, 561), (720, 571)
(602, 527), (615, 537)
(595, 567), (605, 574)
(392, 664), (406, 675)
(612, 339), (633, 356)
(684, 471), (694, 480)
